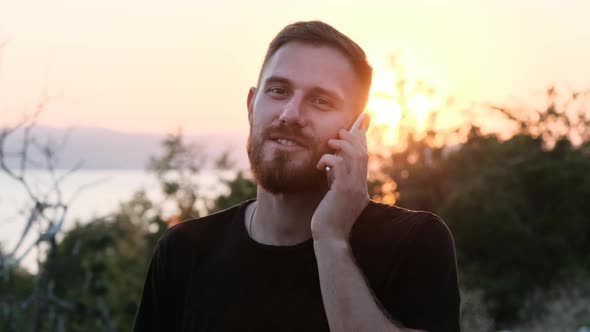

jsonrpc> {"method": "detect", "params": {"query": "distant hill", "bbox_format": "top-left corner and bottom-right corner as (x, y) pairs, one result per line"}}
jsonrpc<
(1, 126), (249, 170)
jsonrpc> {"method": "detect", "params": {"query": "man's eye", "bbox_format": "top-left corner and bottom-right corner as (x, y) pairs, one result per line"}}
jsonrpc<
(312, 98), (333, 109)
(267, 87), (287, 96)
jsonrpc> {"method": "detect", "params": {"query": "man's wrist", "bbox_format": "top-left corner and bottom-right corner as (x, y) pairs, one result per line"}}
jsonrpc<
(313, 237), (351, 253)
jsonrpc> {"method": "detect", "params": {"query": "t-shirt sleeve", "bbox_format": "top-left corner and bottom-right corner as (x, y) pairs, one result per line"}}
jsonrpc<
(382, 214), (461, 332)
(133, 228), (190, 332)
(133, 236), (170, 331)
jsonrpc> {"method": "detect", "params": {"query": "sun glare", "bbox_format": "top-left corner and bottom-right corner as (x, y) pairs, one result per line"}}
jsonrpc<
(366, 69), (404, 147)
(368, 70), (403, 126)
(366, 68), (437, 148)
(406, 93), (434, 132)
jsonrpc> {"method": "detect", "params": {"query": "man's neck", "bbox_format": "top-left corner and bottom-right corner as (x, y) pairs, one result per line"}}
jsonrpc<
(248, 187), (326, 246)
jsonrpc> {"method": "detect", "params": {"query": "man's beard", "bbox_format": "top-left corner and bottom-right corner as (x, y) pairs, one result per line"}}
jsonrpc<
(247, 123), (328, 194)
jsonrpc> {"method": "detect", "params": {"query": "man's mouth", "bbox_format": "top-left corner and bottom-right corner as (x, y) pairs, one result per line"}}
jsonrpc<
(274, 138), (300, 147)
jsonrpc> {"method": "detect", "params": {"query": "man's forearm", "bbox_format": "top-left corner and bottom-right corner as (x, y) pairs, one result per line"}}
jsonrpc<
(313, 239), (424, 332)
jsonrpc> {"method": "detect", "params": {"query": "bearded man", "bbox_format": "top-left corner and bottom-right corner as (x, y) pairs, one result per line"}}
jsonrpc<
(134, 21), (460, 332)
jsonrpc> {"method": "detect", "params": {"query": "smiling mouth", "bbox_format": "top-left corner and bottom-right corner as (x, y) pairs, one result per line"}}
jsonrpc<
(274, 138), (301, 147)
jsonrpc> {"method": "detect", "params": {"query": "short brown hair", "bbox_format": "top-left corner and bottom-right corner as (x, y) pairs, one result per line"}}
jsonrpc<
(259, 21), (373, 111)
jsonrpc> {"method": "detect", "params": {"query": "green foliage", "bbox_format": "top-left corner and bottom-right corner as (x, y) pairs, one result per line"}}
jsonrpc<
(460, 286), (494, 332)
(445, 134), (589, 325)
(45, 191), (166, 332)
(5, 131), (255, 331)
(148, 131), (204, 220)
(515, 277), (590, 331)
(211, 171), (257, 212)
(373, 127), (590, 327)
(0, 247), (35, 332)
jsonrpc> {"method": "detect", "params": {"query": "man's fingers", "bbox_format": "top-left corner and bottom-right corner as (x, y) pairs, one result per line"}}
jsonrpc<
(319, 114), (371, 180)
(361, 113), (371, 133)
(338, 125), (368, 151)
(328, 139), (367, 161)
(316, 154), (348, 174)
(349, 112), (371, 134)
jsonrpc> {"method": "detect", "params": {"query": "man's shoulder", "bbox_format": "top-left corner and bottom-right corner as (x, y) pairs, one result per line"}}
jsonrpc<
(359, 202), (460, 332)
(353, 200), (453, 253)
(360, 200), (448, 234)
(157, 200), (250, 252)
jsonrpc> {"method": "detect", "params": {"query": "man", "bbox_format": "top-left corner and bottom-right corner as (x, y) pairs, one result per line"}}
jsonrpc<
(134, 21), (460, 332)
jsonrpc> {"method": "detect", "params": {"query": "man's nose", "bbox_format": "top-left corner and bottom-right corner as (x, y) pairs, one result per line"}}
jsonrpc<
(279, 95), (307, 127)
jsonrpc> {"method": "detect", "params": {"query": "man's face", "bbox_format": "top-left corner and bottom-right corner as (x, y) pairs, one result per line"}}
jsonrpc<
(247, 42), (362, 194)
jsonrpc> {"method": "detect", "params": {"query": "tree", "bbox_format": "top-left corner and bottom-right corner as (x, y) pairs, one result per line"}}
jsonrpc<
(47, 191), (165, 332)
(147, 130), (205, 221)
(369, 86), (590, 327)
(0, 245), (34, 332)
(33, 130), (253, 331)
(440, 132), (590, 326)
(210, 171), (256, 212)
(0, 104), (102, 331)
(490, 85), (590, 148)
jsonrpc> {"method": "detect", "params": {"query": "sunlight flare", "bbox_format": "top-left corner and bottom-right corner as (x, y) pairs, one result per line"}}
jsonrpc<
(366, 67), (440, 148)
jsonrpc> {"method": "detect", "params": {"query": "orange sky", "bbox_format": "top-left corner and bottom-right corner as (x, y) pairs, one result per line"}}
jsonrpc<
(1, 0), (589, 137)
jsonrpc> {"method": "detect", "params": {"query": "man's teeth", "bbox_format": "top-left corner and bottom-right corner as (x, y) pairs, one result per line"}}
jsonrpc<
(276, 138), (298, 147)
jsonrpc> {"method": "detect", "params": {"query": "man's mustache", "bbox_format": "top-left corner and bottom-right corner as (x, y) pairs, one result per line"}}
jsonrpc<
(262, 123), (315, 148)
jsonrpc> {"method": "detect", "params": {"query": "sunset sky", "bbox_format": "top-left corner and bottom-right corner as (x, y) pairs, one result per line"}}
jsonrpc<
(1, 0), (589, 138)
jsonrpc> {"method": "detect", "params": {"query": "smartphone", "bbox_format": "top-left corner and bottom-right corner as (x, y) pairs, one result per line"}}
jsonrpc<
(325, 113), (368, 181)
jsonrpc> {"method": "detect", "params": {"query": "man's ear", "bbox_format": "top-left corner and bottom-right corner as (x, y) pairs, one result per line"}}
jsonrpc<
(247, 87), (257, 125)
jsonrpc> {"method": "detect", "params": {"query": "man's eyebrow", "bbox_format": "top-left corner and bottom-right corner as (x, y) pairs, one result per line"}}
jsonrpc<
(263, 76), (292, 86)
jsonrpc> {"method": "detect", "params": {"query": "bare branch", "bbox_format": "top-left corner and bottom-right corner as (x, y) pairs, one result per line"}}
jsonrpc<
(7, 203), (43, 259)
(19, 122), (35, 177)
(489, 105), (529, 131)
(55, 159), (84, 185)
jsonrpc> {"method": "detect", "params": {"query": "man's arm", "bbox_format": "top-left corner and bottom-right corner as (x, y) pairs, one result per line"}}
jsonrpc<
(313, 120), (424, 331)
(313, 121), (459, 331)
(314, 238), (425, 332)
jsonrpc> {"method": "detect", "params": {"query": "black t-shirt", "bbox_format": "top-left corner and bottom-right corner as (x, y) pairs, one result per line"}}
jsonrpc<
(134, 200), (460, 332)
